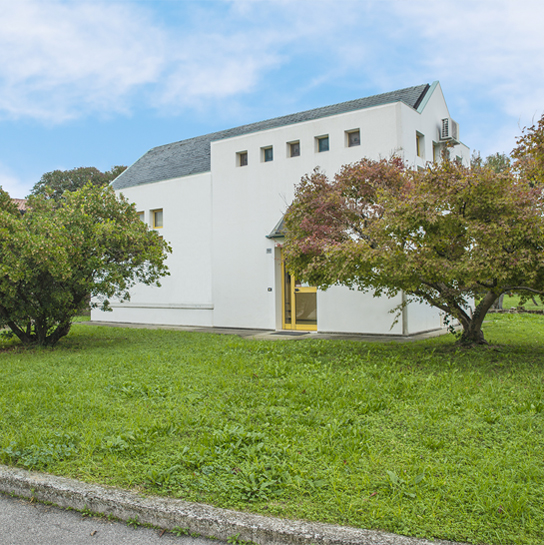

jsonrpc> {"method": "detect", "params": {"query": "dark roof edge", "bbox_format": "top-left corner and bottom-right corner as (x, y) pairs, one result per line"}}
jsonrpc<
(412, 84), (431, 111)
(416, 81), (439, 114)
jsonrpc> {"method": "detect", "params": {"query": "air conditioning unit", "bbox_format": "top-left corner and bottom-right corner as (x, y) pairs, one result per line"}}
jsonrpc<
(440, 118), (459, 142)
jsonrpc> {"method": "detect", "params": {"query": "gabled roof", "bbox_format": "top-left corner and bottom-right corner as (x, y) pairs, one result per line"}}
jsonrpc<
(112, 83), (431, 190)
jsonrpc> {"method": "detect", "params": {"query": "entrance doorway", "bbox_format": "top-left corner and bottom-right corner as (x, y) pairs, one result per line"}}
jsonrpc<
(281, 256), (317, 331)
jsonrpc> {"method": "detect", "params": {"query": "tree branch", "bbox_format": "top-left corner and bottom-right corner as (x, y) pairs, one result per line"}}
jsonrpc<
(502, 286), (544, 295)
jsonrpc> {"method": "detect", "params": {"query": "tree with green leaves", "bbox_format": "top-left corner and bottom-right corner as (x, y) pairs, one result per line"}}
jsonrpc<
(471, 151), (510, 173)
(29, 165), (127, 202)
(283, 148), (544, 345)
(512, 115), (544, 185)
(0, 184), (170, 346)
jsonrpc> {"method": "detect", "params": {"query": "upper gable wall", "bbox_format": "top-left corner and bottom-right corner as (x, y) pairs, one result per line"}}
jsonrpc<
(398, 82), (470, 167)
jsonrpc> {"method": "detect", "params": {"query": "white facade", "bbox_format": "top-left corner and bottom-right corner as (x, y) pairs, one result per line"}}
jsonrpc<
(92, 82), (470, 336)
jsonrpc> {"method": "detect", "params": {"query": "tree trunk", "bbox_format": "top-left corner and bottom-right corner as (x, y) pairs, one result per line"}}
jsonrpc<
(457, 291), (498, 345)
(4, 319), (72, 347)
(459, 325), (487, 345)
(6, 320), (34, 345)
(45, 321), (72, 346)
(491, 293), (504, 310)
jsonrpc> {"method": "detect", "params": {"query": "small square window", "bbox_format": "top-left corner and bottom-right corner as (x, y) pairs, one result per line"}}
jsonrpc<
(317, 135), (329, 153)
(288, 141), (300, 158)
(237, 151), (248, 167)
(347, 130), (360, 147)
(262, 146), (273, 162)
(137, 211), (145, 222)
(152, 209), (163, 228)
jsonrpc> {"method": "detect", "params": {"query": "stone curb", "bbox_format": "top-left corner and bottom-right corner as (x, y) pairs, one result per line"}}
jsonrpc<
(0, 465), (464, 545)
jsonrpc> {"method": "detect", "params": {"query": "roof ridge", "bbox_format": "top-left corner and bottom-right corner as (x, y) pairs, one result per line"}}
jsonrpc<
(149, 83), (430, 153)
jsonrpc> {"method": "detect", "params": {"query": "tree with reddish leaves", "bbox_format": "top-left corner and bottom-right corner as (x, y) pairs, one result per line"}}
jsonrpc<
(283, 148), (544, 345)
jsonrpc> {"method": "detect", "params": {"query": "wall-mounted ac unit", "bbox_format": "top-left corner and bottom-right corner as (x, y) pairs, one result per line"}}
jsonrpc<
(440, 118), (459, 142)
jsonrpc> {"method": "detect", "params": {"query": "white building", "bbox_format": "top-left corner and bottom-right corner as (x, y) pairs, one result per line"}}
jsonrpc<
(92, 81), (470, 336)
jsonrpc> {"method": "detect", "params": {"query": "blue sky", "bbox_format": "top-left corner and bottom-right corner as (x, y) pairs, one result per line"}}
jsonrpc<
(1, 0), (543, 198)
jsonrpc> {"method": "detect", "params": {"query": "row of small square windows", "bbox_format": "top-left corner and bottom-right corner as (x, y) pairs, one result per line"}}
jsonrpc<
(138, 209), (163, 228)
(236, 129), (361, 166)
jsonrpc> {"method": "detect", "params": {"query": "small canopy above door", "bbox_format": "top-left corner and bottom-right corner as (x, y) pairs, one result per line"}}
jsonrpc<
(266, 216), (286, 239)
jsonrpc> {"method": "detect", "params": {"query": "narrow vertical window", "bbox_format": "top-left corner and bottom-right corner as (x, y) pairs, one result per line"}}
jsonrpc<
(416, 132), (425, 159)
(152, 209), (163, 228)
(237, 151), (248, 166)
(347, 130), (360, 147)
(317, 135), (329, 152)
(262, 146), (273, 162)
(137, 211), (145, 222)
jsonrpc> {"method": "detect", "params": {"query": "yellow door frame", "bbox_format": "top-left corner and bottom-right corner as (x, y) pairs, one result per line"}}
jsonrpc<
(281, 254), (317, 331)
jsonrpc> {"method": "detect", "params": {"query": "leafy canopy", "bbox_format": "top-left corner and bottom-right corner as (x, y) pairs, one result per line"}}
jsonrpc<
(0, 183), (170, 346)
(283, 149), (544, 345)
(471, 151), (510, 173)
(29, 165), (127, 202)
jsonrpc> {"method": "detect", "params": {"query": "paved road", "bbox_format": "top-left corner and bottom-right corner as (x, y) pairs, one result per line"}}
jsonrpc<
(0, 493), (217, 545)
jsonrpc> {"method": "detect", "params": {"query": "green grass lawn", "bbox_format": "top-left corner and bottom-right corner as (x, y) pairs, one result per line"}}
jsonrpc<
(1, 314), (543, 545)
(502, 295), (544, 311)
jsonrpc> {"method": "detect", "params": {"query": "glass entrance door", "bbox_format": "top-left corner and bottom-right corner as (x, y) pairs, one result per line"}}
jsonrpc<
(282, 256), (317, 331)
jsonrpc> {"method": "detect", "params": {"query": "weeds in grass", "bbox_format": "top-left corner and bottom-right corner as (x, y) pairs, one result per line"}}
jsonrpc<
(2, 433), (79, 469)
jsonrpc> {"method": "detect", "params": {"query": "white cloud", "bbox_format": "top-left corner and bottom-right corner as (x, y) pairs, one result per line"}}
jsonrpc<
(0, 0), (345, 122)
(392, 0), (544, 123)
(0, 0), (543, 160)
(0, 0), (169, 121)
(0, 0), (381, 122)
(154, 30), (283, 111)
(0, 162), (30, 199)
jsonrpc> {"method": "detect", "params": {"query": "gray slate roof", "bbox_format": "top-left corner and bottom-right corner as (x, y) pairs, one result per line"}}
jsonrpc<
(112, 83), (430, 190)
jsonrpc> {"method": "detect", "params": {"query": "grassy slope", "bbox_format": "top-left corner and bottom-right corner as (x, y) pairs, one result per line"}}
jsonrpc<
(1, 314), (543, 545)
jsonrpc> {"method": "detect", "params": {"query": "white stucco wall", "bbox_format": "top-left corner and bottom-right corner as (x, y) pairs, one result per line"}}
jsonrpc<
(93, 83), (467, 336)
(208, 100), (445, 334)
(91, 172), (214, 326)
(403, 299), (443, 335)
(317, 287), (404, 335)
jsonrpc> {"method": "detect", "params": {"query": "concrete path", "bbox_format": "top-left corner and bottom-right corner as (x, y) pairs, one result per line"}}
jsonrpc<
(83, 321), (448, 343)
(0, 464), (466, 545)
